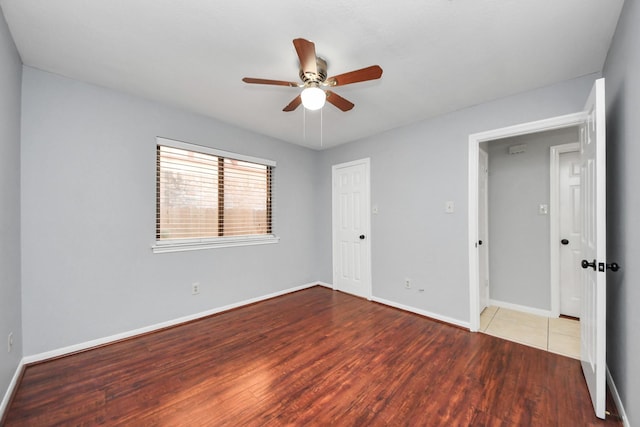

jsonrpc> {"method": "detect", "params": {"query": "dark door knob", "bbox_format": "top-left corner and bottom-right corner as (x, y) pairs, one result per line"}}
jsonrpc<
(581, 259), (597, 270)
(478, 240), (483, 245)
(359, 235), (365, 240)
(602, 262), (620, 272)
(561, 239), (569, 245)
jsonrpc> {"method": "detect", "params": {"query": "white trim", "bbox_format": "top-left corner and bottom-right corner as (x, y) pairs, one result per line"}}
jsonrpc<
(316, 281), (333, 289)
(157, 136), (276, 167)
(371, 296), (470, 329)
(468, 112), (586, 332)
(469, 113), (586, 144)
(606, 366), (630, 427)
(152, 235), (279, 253)
(489, 299), (553, 318)
(549, 143), (580, 317)
(468, 135), (480, 331)
(22, 281), (320, 365)
(0, 359), (25, 420)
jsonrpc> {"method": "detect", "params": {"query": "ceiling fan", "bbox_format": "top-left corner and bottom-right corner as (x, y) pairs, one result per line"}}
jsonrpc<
(242, 38), (383, 112)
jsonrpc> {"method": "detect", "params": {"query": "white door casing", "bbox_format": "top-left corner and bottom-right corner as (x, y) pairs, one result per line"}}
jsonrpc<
(579, 78), (607, 419)
(332, 158), (372, 299)
(478, 149), (490, 311)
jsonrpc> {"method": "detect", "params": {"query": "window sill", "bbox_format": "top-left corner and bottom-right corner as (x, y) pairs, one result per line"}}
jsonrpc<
(152, 235), (280, 253)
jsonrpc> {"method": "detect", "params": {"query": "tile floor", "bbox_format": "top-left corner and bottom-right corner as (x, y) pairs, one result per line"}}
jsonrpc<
(480, 306), (581, 359)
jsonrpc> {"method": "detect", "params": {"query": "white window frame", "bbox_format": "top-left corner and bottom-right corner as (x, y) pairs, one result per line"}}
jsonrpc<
(152, 137), (279, 253)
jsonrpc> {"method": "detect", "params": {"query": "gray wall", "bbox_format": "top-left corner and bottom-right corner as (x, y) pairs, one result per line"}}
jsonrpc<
(487, 127), (578, 310)
(0, 6), (22, 405)
(20, 68), (319, 355)
(602, 0), (640, 422)
(318, 74), (598, 323)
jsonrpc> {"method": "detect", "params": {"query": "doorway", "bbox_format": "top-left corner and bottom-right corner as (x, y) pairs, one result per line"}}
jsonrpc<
(468, 112), (585, 332)
(471, 129), (586, 370)
(476, 128), (582, 358)
(476, 127), (580, 320)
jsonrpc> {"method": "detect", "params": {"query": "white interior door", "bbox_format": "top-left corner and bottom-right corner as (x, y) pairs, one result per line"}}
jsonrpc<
(579, 78), (607, 419)
(332, 159), (371, 299)
(559, 150), (582, 317)
(478, 149), (490, 311)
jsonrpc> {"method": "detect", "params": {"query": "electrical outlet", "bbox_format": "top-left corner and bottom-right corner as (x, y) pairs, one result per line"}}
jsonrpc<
(404, 278), (411, 289)
(8, 332), (13, 353)
(192, 282), (200, 295)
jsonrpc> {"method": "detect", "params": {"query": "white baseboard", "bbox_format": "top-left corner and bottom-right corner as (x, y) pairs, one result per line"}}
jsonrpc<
(1, 358), (25, 420)
(323, 283), (468, 329)
(606, 365), (630, 427)
(372, 296), (470, 329)
(23, 281), (321, 365)
(489, 299), (553, 318)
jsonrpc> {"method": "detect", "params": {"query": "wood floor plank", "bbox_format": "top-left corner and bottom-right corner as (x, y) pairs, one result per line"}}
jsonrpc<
(3, 286), (622, 426)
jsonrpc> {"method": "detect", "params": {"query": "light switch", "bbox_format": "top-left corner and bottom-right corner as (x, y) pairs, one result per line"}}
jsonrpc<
(445, 201), (455, 213)
(539, 204), (549, 215)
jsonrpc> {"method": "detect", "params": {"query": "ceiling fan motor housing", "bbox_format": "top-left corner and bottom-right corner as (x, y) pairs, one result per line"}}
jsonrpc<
(299, 57), (328, 85)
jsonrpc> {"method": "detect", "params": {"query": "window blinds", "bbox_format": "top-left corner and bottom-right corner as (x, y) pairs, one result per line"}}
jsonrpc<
(156, 140), (274, 242)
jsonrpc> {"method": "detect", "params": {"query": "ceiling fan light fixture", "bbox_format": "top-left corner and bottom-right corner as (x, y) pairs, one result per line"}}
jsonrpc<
(242, 38), (382, 112)
(301, 86), (326, 110)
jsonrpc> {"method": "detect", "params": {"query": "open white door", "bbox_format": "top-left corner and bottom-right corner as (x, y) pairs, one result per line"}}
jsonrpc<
(332, 158), (372, 299)
(579, 78), (607, 419)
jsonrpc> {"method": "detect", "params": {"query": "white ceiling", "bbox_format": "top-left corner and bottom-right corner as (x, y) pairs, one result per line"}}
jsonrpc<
(0, 0), (624, 149)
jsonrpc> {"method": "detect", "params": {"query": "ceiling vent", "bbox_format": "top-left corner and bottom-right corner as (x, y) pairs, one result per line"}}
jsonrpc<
(508, 144), (527, 155)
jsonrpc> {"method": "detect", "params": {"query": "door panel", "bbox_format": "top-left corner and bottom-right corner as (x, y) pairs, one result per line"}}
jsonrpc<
(559, 150), (581, 317)
(333, 159), (371, 299)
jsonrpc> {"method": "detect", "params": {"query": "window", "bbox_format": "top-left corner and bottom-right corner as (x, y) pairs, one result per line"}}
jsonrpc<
(153, 138), (277, 253)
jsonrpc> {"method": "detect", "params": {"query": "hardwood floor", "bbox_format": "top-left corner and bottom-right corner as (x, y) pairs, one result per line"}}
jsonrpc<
(3, 286), (622, 426)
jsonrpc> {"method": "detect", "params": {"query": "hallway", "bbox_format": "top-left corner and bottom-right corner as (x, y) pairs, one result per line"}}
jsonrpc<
(480, 306), (580, 359)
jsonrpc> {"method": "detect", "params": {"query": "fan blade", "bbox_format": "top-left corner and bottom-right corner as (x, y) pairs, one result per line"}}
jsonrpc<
(293, 38), (317, 77)
(327, 65), (383, 86)
(326, 90), (354, 111)
(242, 77), (299, 87)
(283, 95), (302, 112)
